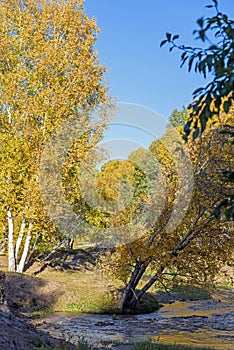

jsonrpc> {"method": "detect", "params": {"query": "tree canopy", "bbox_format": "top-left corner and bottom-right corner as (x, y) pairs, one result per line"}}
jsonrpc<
(106, 110), (233, 312)
(0, 0), (111, 271)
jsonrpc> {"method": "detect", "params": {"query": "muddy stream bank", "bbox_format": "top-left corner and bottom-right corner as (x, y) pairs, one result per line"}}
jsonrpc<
(35, 288), (234, 349)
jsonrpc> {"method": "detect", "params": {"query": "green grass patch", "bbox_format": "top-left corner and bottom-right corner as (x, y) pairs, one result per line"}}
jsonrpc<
(221, 279), (233, 288)
(64, 290), (118, 314)
(32, 307), (55, 318)
(40, 269), (119, 314)
(133, 340), (216, 350)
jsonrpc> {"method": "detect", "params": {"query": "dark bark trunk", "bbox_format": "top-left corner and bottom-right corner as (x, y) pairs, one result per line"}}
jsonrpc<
(120, 288), (139, 312)
(137, 265), (164, 300)
(119, 227), (165, 312)
(120, 265), (164, 312)
(118, 261), (147, 311)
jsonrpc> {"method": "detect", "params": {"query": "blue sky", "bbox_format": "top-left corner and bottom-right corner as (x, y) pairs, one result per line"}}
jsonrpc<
(85, 0), (233, 119)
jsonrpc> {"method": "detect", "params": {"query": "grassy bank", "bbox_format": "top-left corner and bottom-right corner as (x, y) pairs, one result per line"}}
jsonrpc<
(3, 267), (119, 316)
(1, 249), (232, 317)
(3, 262), (213, 317)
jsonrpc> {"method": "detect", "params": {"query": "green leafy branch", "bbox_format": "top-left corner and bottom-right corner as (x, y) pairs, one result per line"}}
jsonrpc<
(160, 0), (234, 141)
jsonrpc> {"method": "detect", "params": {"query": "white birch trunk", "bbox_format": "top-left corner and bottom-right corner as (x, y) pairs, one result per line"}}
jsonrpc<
(16, 221), (33, 273)
(7, 106), (12, 125)
(7, 209), (16, 272)
(15, 217), (26, 262)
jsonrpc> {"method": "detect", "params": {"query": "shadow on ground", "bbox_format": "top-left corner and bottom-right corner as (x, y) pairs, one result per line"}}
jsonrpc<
(4, 272), (63, 315)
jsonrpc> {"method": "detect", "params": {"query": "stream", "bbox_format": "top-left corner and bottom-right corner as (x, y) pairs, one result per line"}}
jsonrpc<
(36, 288), (234, 349)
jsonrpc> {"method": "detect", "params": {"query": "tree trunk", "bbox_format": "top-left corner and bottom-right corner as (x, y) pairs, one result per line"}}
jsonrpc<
(119, 288), (140, 312)
(119, 265), (164, 312)
(7, 209), (16, 272)
(15, 217), (26, 261)
(16, 221), (33, 273)
(118, 262), (147, 312)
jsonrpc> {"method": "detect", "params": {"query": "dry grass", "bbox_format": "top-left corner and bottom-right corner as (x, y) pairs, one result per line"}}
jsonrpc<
(1, 252), (120, 315)
(39, 267), (118, 313)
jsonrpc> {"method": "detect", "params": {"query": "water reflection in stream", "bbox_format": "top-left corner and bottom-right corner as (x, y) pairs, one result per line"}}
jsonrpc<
(36, 289), (234, 349)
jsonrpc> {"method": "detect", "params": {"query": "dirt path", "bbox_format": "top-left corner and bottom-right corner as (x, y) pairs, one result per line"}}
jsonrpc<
(0, 311), (77, 350)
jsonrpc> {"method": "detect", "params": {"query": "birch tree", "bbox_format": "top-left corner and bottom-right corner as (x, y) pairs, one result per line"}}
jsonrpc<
(0, 0), (111, 272)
